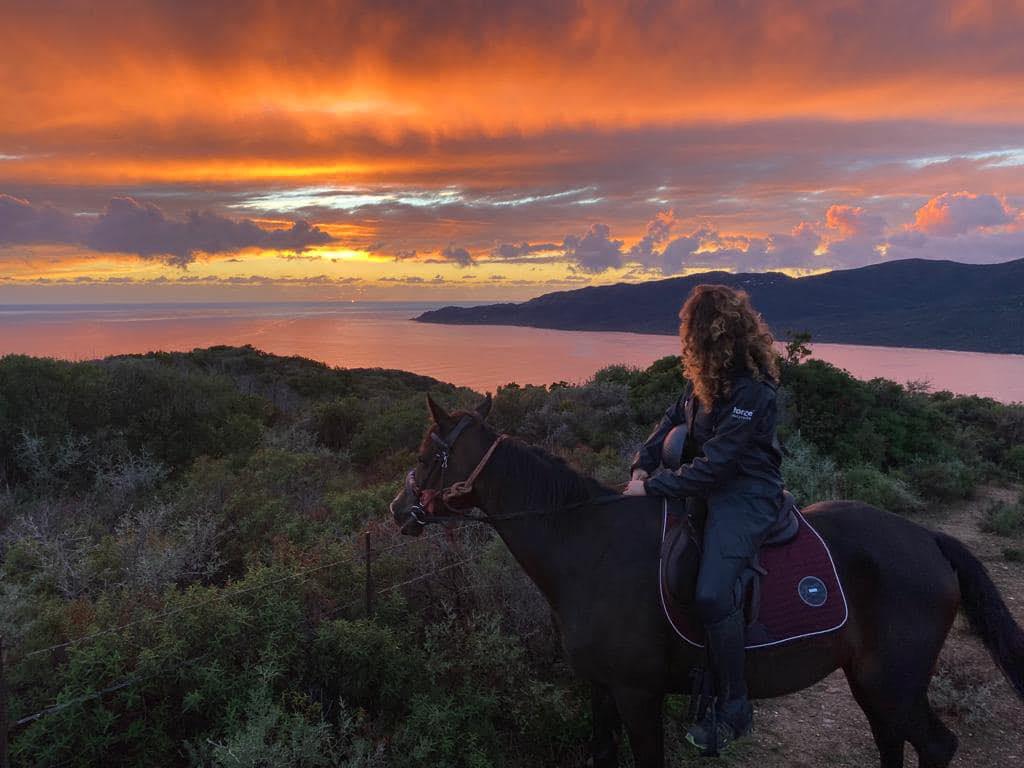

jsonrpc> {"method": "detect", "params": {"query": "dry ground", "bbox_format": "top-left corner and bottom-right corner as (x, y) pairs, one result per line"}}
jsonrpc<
(652, 484), (1024, 768)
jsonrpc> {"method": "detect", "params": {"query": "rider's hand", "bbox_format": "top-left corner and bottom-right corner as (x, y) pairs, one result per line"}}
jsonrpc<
(623, 479), (647, 496)
(631, 468), (649, 481)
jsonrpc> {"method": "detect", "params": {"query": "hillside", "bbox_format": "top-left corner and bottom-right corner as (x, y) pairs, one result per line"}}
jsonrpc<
(3, 346), (1023, 766)
(415, 257), (1024, 354)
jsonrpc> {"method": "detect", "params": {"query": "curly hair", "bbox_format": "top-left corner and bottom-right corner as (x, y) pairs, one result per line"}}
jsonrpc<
(678, 284), (780, 406)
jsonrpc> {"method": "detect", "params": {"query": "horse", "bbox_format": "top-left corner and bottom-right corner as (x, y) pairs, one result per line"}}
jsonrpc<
(390, 394), (1024, 768)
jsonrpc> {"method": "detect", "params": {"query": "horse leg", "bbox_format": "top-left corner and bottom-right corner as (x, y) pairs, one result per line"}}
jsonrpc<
(588, 682), (621, 768)
(845, 673), (906, 768)
(905, 695), (958, 768)
(611, 686), (664, 768)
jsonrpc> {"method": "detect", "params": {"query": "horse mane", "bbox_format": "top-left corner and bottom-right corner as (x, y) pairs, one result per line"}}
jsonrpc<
(488, 433), (615, 511)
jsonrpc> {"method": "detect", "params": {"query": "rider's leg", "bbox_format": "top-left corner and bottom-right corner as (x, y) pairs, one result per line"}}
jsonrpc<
(687, 492), (778, 750)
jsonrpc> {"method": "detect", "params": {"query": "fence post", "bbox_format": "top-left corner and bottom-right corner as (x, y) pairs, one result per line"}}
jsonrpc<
(1, 636), (9, 768)
(364, 531), (374, 617)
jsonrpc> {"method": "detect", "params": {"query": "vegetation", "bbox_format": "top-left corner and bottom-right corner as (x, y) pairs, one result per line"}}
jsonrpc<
(1, 344), (1021, 766)
(980, 496), (1024, 537)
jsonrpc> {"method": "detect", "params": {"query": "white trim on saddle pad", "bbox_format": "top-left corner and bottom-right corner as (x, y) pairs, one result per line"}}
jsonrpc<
(658, 498), (849, 650)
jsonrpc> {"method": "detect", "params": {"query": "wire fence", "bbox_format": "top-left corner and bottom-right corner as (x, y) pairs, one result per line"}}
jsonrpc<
(0, 521), (494, 764)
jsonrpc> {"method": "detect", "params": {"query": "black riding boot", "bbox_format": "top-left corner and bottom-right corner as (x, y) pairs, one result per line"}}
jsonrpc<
(686, 609), (753, 754)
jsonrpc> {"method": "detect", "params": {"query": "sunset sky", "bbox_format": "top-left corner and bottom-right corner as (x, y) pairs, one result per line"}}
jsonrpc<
(2, 0), (1023, 302)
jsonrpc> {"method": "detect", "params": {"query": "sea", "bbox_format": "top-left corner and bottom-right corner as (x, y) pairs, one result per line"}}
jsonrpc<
(1, 301), (1022, 403)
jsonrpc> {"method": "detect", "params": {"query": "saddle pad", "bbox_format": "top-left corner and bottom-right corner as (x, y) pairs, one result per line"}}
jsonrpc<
(659, 500), (848, 650)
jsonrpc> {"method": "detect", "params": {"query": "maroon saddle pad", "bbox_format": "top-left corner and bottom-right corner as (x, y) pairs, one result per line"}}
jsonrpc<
(659, 499), (848, 650)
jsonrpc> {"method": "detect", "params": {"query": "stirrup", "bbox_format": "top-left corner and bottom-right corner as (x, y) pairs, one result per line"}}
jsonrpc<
(685, 705), (750, 757)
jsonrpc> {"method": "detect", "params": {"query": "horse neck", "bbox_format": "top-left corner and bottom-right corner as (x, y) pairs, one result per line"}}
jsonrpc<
(473, 444), (608, 609)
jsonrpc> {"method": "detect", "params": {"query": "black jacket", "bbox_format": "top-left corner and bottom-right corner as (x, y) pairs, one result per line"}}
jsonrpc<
(632, 372), (784, 499)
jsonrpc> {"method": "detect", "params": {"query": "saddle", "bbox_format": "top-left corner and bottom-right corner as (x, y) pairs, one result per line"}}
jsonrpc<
(659, 492), (847, 650)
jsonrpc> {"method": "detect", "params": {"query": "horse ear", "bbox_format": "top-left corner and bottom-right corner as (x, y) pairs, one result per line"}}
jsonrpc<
(426, 393), (451, 425)
(475, 393), (492, 420)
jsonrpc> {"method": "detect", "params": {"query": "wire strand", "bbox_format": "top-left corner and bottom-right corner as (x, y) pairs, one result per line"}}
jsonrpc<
(11, 545), (487, 729)
(20, 549), (360, 661)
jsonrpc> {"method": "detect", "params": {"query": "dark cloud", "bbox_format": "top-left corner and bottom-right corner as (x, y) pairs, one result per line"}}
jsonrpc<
(761, 225), (822, 269)
(562, 223), (623, 273)
(0, 194), (89, 242)
(0, 194), (333, 266)
(491, 241), (560, 259)
(440, 243), (475, 267)
(885, 227), (1024, 264)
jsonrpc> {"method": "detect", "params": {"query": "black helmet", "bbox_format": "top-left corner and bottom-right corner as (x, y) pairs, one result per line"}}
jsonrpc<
(662, 424), (689, 470)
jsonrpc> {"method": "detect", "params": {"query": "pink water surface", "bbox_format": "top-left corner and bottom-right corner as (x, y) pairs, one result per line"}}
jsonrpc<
(1, 302), (1021, 403)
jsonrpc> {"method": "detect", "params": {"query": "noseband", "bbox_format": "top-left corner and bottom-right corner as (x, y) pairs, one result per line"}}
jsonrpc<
(403, 415), (507, 528)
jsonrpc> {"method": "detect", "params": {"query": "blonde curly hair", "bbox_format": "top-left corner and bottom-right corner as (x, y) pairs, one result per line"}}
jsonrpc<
(678, 284), (780, 406)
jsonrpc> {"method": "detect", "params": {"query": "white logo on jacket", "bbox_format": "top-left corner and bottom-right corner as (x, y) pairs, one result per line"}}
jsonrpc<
(731, 407), (754, 421)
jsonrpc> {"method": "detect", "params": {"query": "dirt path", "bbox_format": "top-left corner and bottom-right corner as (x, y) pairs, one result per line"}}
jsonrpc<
(656, 484), (1024, 767)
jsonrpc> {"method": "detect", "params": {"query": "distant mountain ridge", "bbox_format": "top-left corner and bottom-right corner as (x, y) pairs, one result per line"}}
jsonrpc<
(414, 257), (1024, 354)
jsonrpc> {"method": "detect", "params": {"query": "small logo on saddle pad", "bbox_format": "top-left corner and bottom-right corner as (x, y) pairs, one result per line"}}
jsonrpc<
(798, 576), (828, 607)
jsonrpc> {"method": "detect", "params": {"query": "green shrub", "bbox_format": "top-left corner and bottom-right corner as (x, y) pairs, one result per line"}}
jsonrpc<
(902, 459), (977, 502)
(929, 658), (1000, 724)
(312, 397), (365, 450)
(840, 465), (923, 514)
(315, 619), (415, 716)
(326, 485), (397, 534)
(196, 678), (385, 768)
(781, 433), (839, 505)
(1006, 445), (1024, 479)
(981, 497), (1024, 536)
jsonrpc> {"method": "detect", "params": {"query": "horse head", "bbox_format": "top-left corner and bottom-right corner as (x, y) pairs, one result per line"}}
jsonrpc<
(390, 392), (497, 536)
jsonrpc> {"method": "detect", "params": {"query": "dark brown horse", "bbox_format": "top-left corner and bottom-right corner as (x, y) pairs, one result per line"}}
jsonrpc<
(390, 395), (1024, 768)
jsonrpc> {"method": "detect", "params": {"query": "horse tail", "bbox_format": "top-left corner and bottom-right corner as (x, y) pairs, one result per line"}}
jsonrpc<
(934, 531), (1024, 700)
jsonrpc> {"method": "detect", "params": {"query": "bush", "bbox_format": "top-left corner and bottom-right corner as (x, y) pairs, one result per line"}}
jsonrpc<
(981, 497), (1024, 536)
(781, 433), (839, 505)
(315, 619), (415, 716)
(326, 485), (398, 534)
(196, 677), (384, 768)
(0, 355), (269, 490)
(312, 397), (365, 451)
(1004, 547), (1024, 562)
(901, 459), (978, 502)
(1006, 445), (1024, 479)
(929, 657), (1000, 725)
(840, 465), (923, 514)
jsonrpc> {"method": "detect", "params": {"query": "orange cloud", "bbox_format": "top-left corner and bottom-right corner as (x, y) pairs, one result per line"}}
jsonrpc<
(825, 205), (886, 239)
(910, 191), (1014, 235)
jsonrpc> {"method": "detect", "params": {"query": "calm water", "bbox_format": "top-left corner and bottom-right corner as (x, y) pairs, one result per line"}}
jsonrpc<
(1, 302), (1022, 403)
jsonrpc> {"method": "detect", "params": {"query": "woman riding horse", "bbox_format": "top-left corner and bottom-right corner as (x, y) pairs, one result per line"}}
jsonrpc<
(393, 287), (1024, 767)
(623, 284), (784, 751)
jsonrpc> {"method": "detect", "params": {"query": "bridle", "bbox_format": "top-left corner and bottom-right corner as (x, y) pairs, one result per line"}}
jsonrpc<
(397, 415), (627, 531)
(401, 415), (508, 529)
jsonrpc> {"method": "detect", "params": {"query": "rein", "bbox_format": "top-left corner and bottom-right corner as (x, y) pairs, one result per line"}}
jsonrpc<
(412, 482), (626, 527)
(404, 419), (624, 529)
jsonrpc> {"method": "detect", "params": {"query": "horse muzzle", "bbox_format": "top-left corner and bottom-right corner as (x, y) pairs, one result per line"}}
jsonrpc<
(391, 470), (427, 536)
